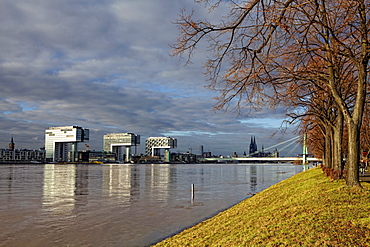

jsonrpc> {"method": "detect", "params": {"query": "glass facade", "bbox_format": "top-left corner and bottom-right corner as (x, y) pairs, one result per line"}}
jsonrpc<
(145, 137), (177, 156)
(103, 133), (140, 152)
(45, 126), (89, 162)
(103, 133), (140, 162)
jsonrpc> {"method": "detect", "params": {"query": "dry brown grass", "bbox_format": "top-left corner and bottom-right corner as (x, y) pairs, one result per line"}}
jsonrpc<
(153, 167), (370, 246)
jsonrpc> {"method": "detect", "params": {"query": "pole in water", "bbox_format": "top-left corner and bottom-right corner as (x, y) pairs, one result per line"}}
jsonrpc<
(191, 183), (195, 201)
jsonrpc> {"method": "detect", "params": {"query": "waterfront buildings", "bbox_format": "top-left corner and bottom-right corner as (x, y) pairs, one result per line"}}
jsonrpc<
(103, 133), (140, 162)
(0, 149), (45, 163)
(45, 126), (89, 162)
(0, 136), (45, 163)
(145, 137), (177, 162)
(78, 150), (116, 163)
(2, 130), (256, 163)
(171, 152), (197, 163)
(2, 127), (283, 163)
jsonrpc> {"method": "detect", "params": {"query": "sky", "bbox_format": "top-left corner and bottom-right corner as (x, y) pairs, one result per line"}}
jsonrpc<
(0, 0), (302, 157)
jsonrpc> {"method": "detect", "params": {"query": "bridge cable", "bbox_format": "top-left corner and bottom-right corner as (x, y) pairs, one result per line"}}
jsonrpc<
(263, 135), (301, 151)
(276, 140), (297, 153)
(285, 142), (300, 157)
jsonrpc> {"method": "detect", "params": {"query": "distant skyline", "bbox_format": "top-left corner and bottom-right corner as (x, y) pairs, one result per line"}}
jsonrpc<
(0, 0), (301, 156)
(3, 128), (301, 157)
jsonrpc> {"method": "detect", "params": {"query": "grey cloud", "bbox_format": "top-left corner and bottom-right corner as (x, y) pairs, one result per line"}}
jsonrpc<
(0, 0), (299, 155)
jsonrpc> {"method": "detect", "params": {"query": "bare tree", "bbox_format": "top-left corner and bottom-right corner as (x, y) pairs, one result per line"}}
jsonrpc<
(173, 0), (369, 187)
(286, 83), (345, 179)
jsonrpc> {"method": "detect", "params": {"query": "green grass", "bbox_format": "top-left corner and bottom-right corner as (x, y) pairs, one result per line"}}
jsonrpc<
(153, 167), (370, 246)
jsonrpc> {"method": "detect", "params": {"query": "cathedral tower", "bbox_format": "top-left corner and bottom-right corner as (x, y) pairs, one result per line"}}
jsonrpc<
(249, 136), (257, 155)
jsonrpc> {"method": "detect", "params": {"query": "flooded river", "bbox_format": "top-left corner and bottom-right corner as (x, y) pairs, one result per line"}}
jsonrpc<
(0, 163), (305, 246)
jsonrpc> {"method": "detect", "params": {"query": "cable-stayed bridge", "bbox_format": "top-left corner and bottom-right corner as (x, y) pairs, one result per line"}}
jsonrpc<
(200, 135), (321, 163)
(200, 156), (321, 163)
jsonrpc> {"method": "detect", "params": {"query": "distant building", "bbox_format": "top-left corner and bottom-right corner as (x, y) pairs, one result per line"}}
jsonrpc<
(249, 136), (258, 155)
(103, 133), (140, 162)
(45, 126), (89, 162)
(0, 136), (45, 162)
(78, 150), (116, 163)
(9, 135), (15, 151)
(0, 149), (45, 162)
(202, 152), (212, 158)
(171, 152), (197, 163)
(145, 137), (177, 162)
(249, 136), (276, 157)
(200, 145), (204, 156)
(255, 147), (272, 157)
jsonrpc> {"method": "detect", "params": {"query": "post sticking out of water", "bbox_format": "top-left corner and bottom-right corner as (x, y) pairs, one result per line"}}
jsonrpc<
(191, 183), (195, 201)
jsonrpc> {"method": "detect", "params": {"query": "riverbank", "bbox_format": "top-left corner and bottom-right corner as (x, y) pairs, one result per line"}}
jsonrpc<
(153, 167), (370, 246)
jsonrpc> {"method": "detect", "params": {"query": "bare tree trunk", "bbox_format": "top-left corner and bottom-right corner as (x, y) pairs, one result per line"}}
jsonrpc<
(343, 64), (366, 187)
(323, 125), (333, 177)
(333, 111), (343, 179)
(346, 123), (361, 187)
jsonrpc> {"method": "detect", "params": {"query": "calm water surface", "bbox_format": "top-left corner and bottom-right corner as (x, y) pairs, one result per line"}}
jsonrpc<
(0, 163), (305, 246)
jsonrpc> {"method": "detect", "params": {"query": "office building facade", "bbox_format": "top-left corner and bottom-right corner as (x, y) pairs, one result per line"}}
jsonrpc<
(103, 133), (140, 162)
(45, 126), (89, 162)
(145, 137), (177, 162)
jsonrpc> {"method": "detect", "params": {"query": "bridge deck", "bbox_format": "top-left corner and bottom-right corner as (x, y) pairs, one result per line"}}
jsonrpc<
(200, 157), (321, 162)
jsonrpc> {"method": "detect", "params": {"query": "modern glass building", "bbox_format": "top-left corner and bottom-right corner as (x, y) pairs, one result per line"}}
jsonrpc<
(145, 137), (177, 162)
(45, 126), (89, 162)
(103, 133), (140, 162)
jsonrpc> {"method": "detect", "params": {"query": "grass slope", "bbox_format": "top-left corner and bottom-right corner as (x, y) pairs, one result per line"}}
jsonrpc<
(154, 167), (370, 246)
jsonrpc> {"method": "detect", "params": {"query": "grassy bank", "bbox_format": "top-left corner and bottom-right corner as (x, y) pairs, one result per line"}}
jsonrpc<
(153, 167), (370, 246)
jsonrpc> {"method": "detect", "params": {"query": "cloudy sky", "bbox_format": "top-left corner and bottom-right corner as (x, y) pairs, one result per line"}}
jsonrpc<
(0, 0), (301, 156)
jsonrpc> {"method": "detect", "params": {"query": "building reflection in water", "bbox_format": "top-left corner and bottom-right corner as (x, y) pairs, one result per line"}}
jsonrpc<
(145, 164), (172, 202)
(250, 165), (258, 192)
(42, 164), (76, 214)
(102, 164), (138, 204)
(74, 164), (89, 208)
(0, 163), (304, 247)
(40, 163), (291, 215)
(41, 164), (178, 213)
(101, 164), (176, 205)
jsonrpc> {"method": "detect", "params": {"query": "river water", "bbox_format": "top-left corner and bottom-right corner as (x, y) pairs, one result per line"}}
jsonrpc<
(0, 163), (305, 247)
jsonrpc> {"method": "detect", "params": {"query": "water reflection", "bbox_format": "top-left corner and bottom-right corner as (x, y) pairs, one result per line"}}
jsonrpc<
(42, 164), (76, 214)
(100, 164), (176, 204)
(102, 164), (139, 205)
(75, 164), (89, 209)
(0, 163), (307, 247)
(40, 163), (305, 214)
(40, 163), (274, 214)
(250, 165), (258, 192)
(145, 164), (172, 202)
